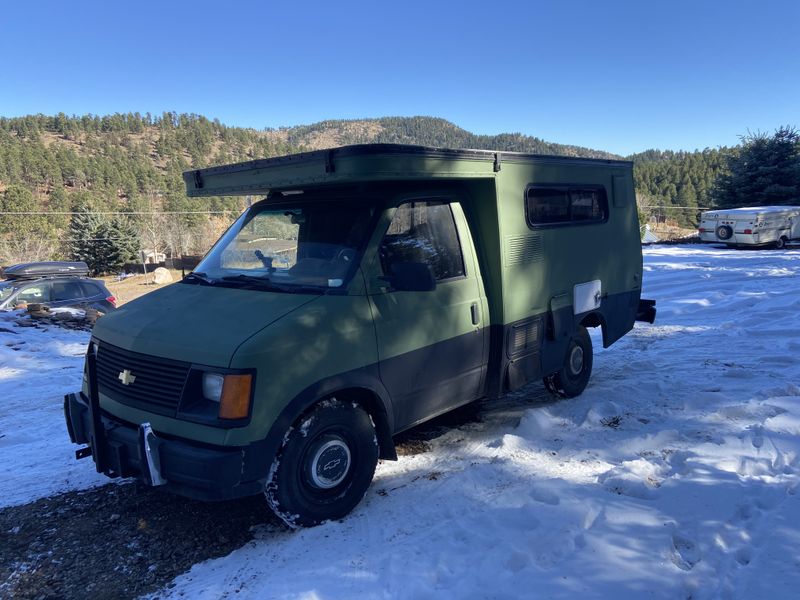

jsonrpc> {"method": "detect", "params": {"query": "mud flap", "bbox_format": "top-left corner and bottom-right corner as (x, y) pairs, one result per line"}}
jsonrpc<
(636, 299), (657, 324)
(547, 293), (572, 340)
(138, 423), (167, 487)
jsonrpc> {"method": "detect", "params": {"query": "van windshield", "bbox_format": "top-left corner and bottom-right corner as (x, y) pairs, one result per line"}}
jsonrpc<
(190, 199), (376, 291)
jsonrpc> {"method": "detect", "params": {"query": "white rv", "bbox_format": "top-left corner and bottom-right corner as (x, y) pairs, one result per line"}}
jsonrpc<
(698, 206), (800, 249)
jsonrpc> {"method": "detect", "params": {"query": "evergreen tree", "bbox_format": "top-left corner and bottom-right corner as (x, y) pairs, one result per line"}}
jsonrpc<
(0, 185), (38, 235)
(714, 126), (800, 207)
(69, 208), (139, 274)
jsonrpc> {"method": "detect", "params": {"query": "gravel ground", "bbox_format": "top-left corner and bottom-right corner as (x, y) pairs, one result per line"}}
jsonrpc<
(0, 483), (284, 600)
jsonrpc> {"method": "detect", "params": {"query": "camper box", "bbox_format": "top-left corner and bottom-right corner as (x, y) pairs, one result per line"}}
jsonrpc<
(699, 206), (800, 249)
(64, 144), (655, 527)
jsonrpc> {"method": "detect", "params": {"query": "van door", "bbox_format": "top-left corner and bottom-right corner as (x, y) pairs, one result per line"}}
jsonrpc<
(367, 198), (486, 431)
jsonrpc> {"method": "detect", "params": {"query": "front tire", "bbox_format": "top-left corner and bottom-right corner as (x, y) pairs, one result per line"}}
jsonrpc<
(265, 399), (378, 528)
(543, 326), (593, 398)
(775, 236), (788, 250)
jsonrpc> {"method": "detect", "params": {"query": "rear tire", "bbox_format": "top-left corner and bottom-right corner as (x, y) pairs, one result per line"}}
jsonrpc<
(775, 236), (788, 250)
(265, 399), (378, 528)
(543, 326), (593, 398)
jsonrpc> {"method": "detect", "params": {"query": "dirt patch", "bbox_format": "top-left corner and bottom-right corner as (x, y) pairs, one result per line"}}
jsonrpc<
(0, 483), (285, 600)
(101, 270), (184, 306)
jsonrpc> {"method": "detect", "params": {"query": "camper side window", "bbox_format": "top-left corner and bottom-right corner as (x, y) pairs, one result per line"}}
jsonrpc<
(380, 201), (465, 281)
(526, 185), (607, 227)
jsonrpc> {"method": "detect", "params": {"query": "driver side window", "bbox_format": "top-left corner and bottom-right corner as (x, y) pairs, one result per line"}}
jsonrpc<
(380, 201), (465, 281)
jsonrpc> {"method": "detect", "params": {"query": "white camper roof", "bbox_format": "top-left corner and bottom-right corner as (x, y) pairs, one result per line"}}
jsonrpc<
(701, 206), (800, 220)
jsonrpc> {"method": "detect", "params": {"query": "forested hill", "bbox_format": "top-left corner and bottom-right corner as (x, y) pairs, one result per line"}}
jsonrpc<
(0, 112), (728, 215)
(0, 112), (732, 261)
(281, 116), (619, 159)
(0, 113), (622, 208)
(629, 148), (731, 222)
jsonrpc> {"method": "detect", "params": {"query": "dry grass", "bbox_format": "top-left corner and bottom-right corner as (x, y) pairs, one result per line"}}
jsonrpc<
(100, 269), (184, 306)
(649, 223), (698, 240)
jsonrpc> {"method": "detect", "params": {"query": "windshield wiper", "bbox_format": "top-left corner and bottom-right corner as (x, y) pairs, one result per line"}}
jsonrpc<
(182, 271), (215, 285)
(219, 274), (324, 294)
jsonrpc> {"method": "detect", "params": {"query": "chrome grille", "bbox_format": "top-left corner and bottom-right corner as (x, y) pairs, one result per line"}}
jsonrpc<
(95, 341), (190, 416)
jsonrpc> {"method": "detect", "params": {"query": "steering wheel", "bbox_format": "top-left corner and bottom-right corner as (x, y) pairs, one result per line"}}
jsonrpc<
(333, 248), (356, 263)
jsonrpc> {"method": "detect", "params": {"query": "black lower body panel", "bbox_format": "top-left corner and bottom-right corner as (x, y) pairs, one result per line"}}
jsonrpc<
(64, 392), (265, 501)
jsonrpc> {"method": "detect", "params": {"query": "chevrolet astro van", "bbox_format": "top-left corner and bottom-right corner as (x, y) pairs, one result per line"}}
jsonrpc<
(64, 144), (656, 527)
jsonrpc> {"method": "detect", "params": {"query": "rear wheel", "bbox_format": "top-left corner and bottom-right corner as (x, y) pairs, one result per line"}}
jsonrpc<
(775, 236), (788, 250)
(543, 326), (593, 398)
(265, 399), (378, 528)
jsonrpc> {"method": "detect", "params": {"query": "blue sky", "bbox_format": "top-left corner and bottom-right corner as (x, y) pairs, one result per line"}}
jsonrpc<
(1, 0), (797, 155)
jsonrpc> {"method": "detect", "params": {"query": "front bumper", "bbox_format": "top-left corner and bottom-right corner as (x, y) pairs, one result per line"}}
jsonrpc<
(64, 390), (267, 500)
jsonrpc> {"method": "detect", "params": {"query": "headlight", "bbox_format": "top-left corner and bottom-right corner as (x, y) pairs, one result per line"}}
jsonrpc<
(202, 373), (225, 402)
(202, 372), (253, 420)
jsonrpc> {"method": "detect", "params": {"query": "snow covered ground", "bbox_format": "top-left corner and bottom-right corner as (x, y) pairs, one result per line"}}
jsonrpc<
(0, 315), (108, 508)
(2, 245), (799, 599)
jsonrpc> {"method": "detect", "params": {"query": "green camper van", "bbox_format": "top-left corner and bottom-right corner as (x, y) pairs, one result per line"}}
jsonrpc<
(64, 144), (655, 526)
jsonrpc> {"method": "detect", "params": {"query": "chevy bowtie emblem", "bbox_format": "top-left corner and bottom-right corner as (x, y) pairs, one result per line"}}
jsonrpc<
(118, 369), (136, 385)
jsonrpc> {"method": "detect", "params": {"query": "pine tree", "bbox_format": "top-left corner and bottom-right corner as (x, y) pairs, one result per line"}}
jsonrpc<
(714, 126), (800, 207)
(0, 185), (38, 235)
(69, 208), (139, 274)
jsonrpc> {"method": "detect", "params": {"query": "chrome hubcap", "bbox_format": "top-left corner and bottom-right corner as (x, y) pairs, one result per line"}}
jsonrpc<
(568, 346), (584, 375)
(309, 439), (351, 489)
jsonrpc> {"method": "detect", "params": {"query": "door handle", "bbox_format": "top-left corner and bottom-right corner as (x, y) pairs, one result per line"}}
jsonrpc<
(470, 303), (479, 325)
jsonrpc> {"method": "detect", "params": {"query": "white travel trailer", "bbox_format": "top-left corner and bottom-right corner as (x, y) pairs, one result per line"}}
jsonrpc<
(698, 206), (800, 249)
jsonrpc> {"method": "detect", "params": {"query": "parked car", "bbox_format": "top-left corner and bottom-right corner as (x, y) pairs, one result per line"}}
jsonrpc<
(65, 144), (655, 527)
(0, 261), (117, 312)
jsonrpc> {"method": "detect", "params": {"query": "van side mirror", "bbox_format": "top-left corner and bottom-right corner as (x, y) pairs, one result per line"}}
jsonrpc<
(386, 262), (436, 292)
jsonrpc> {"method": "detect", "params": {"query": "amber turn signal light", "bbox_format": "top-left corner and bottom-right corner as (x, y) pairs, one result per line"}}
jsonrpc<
(218, 374), (252, 420)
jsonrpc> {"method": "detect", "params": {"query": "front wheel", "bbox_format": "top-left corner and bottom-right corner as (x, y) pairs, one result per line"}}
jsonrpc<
(543, 326), (593, 398)
(265, 399), (379, 528)
(775, 236), (788, 250)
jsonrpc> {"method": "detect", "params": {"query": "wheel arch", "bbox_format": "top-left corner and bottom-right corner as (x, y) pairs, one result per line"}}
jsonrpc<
(580, 311), (607, 346)
(261, 370), (397, 471)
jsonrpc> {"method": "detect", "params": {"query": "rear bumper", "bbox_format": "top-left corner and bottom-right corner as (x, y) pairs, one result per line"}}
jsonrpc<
(636, 299), (657, 324)
(699, 232), (766, 246)
(64, 391), (267, 500)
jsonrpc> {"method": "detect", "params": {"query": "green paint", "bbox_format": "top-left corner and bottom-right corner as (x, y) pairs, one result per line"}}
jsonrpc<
(90, 145), (642, 452)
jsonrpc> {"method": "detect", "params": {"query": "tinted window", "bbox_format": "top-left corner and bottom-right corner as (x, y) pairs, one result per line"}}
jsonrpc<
(526, 186), (607, 226)
(526, 188), (570, 224)
(381, 201), (465, 281)
(79, 281), (102, 297)
(51, 280), (85, 302)
(570, 189), (605, 221)
(16, 283), (51, 304)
